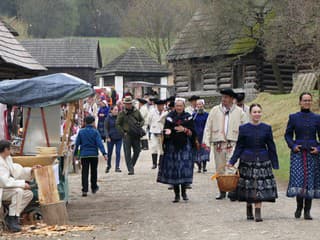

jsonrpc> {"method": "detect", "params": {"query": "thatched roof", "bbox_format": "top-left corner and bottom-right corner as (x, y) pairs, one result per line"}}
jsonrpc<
(21, 38), (102, 69)
(0, 20), (46, 71)
(167, 10), (257, 61)
(96, 47), (169, 77)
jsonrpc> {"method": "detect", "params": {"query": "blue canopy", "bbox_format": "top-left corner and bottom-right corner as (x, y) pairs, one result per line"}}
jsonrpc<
(0, 73), (94, 107)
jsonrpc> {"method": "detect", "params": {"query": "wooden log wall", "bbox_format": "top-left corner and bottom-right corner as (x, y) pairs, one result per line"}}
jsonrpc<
(261, 62), (295, 92)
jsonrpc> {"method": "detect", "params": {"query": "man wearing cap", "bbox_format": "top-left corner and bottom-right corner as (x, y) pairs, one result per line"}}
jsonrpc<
(185, 95), (200, 115)
(148, 99), (168, 169)
(116, 96), (144, 175)
(203, 88), (247, 200)
(138, 98), (149, 150)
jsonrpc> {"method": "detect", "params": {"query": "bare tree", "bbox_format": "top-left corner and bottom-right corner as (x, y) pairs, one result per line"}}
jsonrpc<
(121, 0), (201, 64)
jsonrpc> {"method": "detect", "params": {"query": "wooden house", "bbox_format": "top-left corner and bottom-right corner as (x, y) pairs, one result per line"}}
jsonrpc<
(167, 10), (296, 99)
(21, 38), (102, 85)
(0, 20), (46, 80)
(96, 47), (170, 99)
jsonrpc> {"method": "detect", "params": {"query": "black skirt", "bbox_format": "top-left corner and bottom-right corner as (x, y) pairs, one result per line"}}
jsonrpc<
(236, 160), (278, 203)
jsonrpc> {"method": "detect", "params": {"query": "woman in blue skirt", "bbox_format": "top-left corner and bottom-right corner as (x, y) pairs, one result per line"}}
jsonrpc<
(193, 99), (210, 173)
(157, 98), (196, 202)
(285, 92), (320, 220)
(228, 104), (279, 222)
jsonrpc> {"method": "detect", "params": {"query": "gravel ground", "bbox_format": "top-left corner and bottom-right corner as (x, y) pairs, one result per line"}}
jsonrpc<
(3, 149), (320, 239)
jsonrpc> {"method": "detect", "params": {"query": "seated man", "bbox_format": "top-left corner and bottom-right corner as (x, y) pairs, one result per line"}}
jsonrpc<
(0, 140), (41, 232)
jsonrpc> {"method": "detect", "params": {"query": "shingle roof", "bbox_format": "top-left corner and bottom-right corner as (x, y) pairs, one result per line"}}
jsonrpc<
(167, 10), (257, 61)
(0, 20), (46, 71)
(21, 38), (102, 69)
(96, 47), (169, 76)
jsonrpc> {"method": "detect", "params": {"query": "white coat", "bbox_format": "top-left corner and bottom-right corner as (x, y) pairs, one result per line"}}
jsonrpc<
(0, 156), (32, 207)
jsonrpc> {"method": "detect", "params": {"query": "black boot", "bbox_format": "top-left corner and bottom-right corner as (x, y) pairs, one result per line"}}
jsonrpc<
(216, 191), (226, 200)
(203, 162), (207, 172)
(255, 208), (263, 222)
(173, 185), (180, 203)
(304, 199), (313, 220)
(142, 139), (149, 150)
(181, 185), (189, 201)
(5, 216), (21, 232)
(196, 162), (201, 173)
(295, 196), (304, 218)
(152, 154), (158, 169)
(247, 204), (254, 220)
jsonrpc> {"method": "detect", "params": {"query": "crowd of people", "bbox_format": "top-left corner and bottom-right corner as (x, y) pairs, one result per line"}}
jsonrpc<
(70, 87), (320, 224)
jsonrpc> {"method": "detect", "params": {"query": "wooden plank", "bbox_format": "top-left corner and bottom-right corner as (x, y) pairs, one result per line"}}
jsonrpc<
(203, 85), (217, 90)
(40, 201), (69, 225)
(175, 81), (189, 87)
(34, 166), (59, 205)
(203, 79), (217, 84)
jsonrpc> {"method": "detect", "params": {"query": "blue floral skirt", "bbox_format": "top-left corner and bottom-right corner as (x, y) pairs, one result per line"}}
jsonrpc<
(194, 147), (210, 163)
(287, 151), (320, 199)
(236, 160), (278, 203)
(157, 141), (194, 185)
(97, 119), (105, 138)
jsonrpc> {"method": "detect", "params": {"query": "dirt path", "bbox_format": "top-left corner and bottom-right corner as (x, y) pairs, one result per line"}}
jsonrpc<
(4, 149), (320, 239)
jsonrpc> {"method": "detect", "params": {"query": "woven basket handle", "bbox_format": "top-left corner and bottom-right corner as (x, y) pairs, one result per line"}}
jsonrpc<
(217, 165), (239, 175)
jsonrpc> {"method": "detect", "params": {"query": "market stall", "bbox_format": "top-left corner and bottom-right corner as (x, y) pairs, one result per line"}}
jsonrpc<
(0, 73), (94, 225)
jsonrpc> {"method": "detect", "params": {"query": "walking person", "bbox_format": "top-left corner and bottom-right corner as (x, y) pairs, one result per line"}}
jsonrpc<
(74, 116), (108, 197)
(138, 98), (149, 150)
(105, 106), (122, 173)
(97, 100), (110, 142)
(228, 104), (279, 222)
(157, 98), (196, 202)
(148, 99), (168, 169)
(203, 88), (247, 200)
(193, 99), (210, 173)
(116, 96), (144, 175)
(185, 95), (200, 115)
(285, 92), (320, 220)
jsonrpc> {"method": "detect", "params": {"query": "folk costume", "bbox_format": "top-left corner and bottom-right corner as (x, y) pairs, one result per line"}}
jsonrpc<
(203, 89), (247, 199)
(148, 100), (168, 169)
(157, 110), (196, 202)
(285, 109), (320, 219)
(138, 99), (149, 150)
(193, 108), (210, 172)
(229, 123), (279, 203)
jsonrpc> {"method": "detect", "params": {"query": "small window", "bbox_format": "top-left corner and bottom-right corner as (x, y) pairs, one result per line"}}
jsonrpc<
(191, 69), (203, 91)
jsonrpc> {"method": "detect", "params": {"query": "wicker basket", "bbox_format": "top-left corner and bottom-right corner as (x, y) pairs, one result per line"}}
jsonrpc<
(216, 169), (240, 192)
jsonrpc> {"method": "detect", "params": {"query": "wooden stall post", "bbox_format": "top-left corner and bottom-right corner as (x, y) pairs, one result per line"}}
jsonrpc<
(34, 166), (69, 225)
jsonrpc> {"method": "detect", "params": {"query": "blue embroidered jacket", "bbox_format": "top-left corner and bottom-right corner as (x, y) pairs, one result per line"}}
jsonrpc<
(284, 111), (320, 152)
(229, 123), (279, 169)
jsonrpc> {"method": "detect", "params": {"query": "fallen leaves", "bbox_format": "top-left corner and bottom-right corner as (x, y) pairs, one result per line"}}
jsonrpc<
(1, 223), (95, 238)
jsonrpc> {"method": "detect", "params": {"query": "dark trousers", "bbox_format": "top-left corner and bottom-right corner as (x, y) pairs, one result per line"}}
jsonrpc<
(81, 157), (98, 192)
(107, 139), (122, 169)
(123, 134), (141, 172)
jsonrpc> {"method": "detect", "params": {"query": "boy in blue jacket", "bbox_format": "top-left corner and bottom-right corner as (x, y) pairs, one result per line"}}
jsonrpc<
(74, 116), (107, 196)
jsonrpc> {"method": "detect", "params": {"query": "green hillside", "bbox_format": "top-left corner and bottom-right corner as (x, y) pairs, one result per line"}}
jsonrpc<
(252, 92), (320, 180)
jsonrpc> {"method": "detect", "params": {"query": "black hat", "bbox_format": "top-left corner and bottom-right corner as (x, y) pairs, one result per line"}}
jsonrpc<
(85, 116), (95, 125)
(166, 96), (176, 102)
(236, 92), (246, 102)
(155, 99), (167, 105)
(220, 88), (237, 98)
(149, 98), (159, 102)
(168, 101), (175, 108)
(188, 95), (200, 101)
(137, 98), (148, 104)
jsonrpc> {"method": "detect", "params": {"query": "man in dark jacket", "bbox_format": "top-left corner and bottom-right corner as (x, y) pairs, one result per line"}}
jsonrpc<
(116, 96), (144, 175)
(74, 116), (107, 197)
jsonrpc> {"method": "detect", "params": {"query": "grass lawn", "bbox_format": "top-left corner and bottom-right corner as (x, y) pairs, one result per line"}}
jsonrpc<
(251, 91), (320, 181)
(94, 37), (143, 65)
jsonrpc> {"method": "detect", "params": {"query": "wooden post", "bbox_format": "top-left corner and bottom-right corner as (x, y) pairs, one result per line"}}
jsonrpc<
(58, 103), (76, 156)
(34, 166), (68, 225)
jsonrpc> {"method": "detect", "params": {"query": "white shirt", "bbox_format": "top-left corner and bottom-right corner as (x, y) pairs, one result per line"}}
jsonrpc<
(222, 106), (230, 136)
